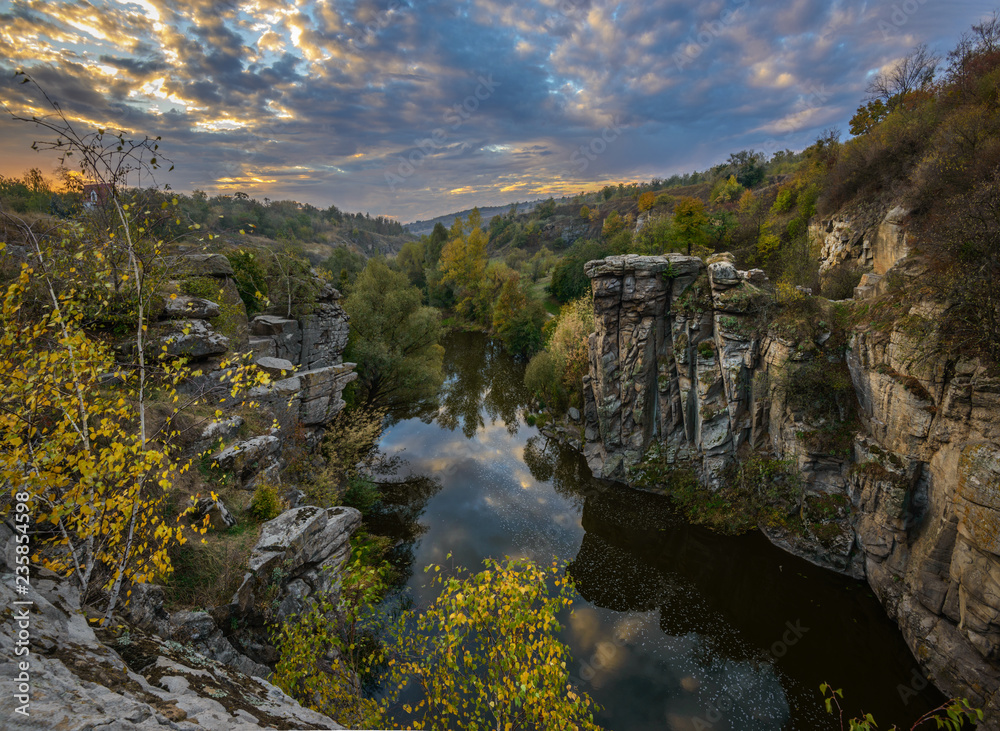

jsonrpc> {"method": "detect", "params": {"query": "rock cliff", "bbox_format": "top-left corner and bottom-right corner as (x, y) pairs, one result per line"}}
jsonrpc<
(581, 224), (1000, 719)
(0, 517), (345, 730)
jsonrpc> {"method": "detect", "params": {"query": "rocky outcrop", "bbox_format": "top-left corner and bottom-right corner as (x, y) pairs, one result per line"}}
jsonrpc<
(0, 521), (342, 730)
(249, 283), (349, 370)
(582, 253), (770, 485)
(581, 245), (1000, 722)
(228, 506), (362, 665)
(812, 204), (911, 276)
(846, 304), (1000, 720)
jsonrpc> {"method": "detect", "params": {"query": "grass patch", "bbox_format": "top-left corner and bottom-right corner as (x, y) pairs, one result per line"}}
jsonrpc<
(162, 514), (262, 610)
(630, 451), (802, 535)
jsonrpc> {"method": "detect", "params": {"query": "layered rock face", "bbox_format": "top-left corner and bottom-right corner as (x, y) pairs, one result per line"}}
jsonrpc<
(162, 253), (357, 488)
(582, 253), (771, 485)
(582, 245), (1000, 720)
(847, 305), (1000, 720)
(0, 521), (343, 731)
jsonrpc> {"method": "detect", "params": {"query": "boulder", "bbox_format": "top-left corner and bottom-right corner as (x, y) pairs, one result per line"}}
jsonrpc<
(256, 356), (295, 378)
(189, 496), (237, 531)
(169, 253), (234, 277)
(158, 319), (230, 359)
(163, 295), (220, 320)
(199, 416), (244, 445)
(230, 506), (361, 663)
(211, 436), (281, 480)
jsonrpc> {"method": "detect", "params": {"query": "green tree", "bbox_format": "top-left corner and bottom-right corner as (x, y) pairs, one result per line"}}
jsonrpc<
(601, 210), (624, 238)
(424, 222), (449, 268)
(672, 196), (709, 255)
(396, 240), (427, 290)
(344, 259), (444, 409)
(579, 204), (591, 219)
(491, 272), (547, 355)
(548, 239), (608, 303)
(634, 215), (674, 254)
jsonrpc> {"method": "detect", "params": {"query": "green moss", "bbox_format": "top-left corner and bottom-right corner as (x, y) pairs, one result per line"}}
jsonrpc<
(181, 276), (223, 300)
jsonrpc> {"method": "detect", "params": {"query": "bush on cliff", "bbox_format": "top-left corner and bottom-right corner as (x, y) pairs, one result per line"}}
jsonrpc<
(524, 294), (594, 412)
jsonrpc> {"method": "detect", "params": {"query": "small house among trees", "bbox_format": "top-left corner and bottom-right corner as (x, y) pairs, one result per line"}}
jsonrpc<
(82, 182), (113, 209)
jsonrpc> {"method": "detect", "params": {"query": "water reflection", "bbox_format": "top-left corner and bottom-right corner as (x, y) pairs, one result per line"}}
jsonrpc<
(375, 331), (945, 731)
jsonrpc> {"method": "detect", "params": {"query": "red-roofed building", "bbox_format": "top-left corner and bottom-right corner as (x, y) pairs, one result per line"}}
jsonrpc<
(82, 183), (113, 209)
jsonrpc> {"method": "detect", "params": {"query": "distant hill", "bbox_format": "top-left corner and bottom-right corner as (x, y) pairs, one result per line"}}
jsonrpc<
(405, 200), (544, 236)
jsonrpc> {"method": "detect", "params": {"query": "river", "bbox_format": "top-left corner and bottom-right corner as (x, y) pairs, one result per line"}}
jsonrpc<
(372, 331), (945, 731)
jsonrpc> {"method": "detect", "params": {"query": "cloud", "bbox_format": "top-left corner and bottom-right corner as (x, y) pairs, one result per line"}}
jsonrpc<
(0, 0), (996, 220)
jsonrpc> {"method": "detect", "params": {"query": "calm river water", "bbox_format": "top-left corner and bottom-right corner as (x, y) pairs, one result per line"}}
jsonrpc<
(373, 331), (944, 731)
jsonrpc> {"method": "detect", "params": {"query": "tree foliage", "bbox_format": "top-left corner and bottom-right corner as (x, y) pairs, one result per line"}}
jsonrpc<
(672, 196), (709, 255)
(820, 683), (981, 731)
(383, 557), (602, 731)
(273, 551), (392, 728)
(492, 272), (548, 356)
(344, 258), (444, 409)
(439, 209), (488, 321)
(0, 76), (267, 623)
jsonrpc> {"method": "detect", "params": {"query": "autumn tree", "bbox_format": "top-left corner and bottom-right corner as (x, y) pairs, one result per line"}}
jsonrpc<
(849, 99), (889, 136)
(439, 209), (488, 321)
(637, 190), (656, 212)
(0, 74), (266, 623)
(672, 196), (709, 255)
(524, 293), (595, 411)
(711, 174), (743, 203)
(382, 557), (602, 731)
(344, 258), (444, 409)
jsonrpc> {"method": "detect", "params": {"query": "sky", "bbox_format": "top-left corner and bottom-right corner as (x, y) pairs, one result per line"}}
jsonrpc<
(0, 0), (997, 222)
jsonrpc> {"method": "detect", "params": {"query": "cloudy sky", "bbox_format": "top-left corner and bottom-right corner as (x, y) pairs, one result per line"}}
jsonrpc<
(0, 0), (996, 222)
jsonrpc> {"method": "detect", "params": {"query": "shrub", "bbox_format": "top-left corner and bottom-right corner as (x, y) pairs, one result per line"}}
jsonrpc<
(249, 481), (284, 522)
(382, 558), (602, 730)
(181, 276), (222, 300)
(226, 249), (269, 315)
(342, 476), (381, 513)
(821, 262), (864, 300)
